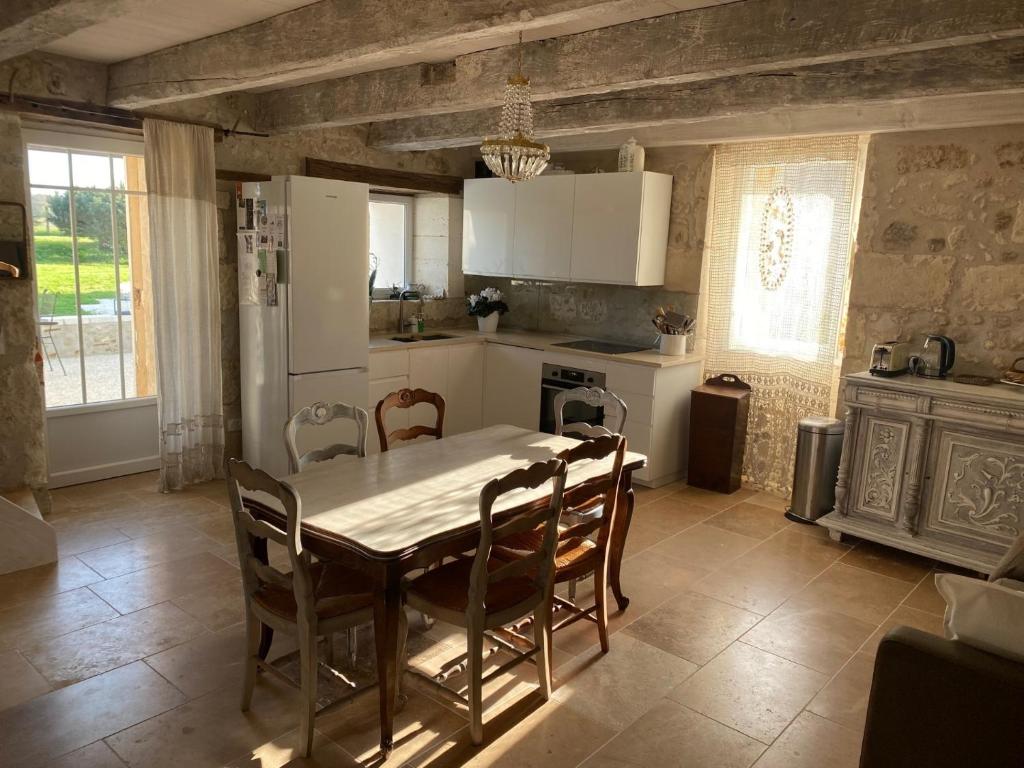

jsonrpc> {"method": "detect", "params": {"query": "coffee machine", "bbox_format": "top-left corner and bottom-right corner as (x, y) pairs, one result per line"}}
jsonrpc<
(911, 334), (956, 379)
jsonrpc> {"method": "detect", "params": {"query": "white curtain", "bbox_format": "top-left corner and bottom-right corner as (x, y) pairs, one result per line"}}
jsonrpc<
(701, 136), (866, 495)
(144, 119), (224, 491)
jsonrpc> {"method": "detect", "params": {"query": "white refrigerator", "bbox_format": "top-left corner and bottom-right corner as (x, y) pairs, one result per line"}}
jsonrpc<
(239, 175), (369, 477)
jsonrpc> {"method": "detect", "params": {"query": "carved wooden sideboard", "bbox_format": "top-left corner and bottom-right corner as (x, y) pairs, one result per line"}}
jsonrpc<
(819, 372), (1024, 573)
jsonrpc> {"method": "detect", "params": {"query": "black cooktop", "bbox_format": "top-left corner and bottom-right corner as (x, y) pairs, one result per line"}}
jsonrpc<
(552, 339), (652, 355)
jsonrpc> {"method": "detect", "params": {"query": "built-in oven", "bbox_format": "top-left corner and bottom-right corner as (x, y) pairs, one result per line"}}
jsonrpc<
(539, 362), (606, 434)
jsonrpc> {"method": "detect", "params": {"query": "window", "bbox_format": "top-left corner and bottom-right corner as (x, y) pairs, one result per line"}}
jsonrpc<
(26, 132), (156, 409)
(729, 185), (837, 362)
(701, 136), (866, 493)
(369, 194), (412, 298)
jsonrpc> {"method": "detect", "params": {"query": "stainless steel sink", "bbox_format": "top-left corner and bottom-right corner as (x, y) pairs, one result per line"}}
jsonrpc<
(389, 333), (456, 343)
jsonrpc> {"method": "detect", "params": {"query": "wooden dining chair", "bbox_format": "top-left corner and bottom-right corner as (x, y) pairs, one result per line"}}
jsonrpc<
(495, 434), (626, 653)
(226, 459), (394, 759)
(404, 458), (568, 745)
(284, 400), (369, 472)
(555, 386), (628, 439)
(375, 387), (445, 452)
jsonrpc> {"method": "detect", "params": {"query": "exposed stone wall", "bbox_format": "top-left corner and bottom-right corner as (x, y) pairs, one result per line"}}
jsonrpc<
(0, 113), (48, 495)
(843, 125), (1024, 379)
(465, 144), (711, 344)
(369, 298), (474, 334)
(214, 182), (242, 460)
(411, 194), (464, 298)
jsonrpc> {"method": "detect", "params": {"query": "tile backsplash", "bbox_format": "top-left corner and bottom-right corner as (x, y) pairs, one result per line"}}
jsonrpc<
(464, 275), (698, 347)
(369, 297), (473, 334)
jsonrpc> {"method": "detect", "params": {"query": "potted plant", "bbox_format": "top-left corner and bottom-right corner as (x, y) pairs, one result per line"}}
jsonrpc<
(467, 287), (508, 333)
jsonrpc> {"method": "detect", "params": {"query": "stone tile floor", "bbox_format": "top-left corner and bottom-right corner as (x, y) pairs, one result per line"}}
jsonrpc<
(0, 472), (963, 768)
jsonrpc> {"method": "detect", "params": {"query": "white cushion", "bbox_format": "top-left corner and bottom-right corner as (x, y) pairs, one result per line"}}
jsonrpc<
(935, 573), (1024, 663)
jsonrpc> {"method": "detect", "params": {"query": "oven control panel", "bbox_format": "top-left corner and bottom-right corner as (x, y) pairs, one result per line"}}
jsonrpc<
(541, 362), (606, 389)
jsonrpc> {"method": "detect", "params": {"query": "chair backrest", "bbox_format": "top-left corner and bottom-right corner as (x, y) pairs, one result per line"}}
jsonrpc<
(226, 459), (315, 623)
(556, 434), (626, 546)
(284, 400), (368, 472)
(38, 289), (56, 321)
(555, 387), (628, 439)
(375, 387), (445, 452)
(468, 458), (568, 622)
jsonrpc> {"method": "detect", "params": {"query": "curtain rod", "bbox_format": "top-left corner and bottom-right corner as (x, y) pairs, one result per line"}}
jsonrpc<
(2, 82), (268, 140)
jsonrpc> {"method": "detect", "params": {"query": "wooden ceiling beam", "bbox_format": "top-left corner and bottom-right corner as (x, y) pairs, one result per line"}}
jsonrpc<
(365, 40), (1024, 151)
(258, 0), (1024, 135)
(106, 0), (718, 108)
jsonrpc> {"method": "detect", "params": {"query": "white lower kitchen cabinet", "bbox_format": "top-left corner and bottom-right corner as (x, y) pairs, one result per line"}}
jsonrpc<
(603, 359), (701, 486)
(482, 343), (543, 430)
(447, 343), (484, 434)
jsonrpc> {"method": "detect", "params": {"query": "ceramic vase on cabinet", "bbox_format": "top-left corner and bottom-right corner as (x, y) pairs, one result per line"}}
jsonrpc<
(618, 138), (646, 172)
(477, 312), (500, 333)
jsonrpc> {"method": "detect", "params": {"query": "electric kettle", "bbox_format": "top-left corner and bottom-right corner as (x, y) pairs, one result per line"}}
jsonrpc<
(911, 334), (956, 379)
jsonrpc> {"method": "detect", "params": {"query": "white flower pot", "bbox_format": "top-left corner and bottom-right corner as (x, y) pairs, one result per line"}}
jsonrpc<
(659, 334), (687, 356)
(477, 312), (500, 333)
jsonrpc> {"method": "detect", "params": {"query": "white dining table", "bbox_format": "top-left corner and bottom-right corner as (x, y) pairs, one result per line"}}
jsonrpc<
(244, 424), (646, 757)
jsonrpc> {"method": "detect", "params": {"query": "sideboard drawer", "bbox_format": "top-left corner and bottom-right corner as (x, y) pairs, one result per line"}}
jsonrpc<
(850, 385), (920, 414)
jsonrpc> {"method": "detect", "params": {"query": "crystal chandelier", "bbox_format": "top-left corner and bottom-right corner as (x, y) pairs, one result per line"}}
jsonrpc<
(480, 32), (550, 183)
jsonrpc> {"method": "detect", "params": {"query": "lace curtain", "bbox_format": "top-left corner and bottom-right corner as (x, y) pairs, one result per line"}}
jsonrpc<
(144, 119), (224, 491)
(701, 136), (866, 495)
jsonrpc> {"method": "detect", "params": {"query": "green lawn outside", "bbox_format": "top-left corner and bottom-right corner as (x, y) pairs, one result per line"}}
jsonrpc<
(33, 232), (128, 316)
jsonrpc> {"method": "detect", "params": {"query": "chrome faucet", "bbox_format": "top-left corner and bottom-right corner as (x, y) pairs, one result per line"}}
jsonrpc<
(397, 289), (423, 334)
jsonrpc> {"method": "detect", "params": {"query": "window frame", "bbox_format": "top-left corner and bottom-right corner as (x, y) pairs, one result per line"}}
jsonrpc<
(23, 126), (153, 413)
(369, 192), (414, 300)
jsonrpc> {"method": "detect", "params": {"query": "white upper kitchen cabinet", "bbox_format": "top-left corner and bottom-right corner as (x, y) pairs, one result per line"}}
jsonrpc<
(462, 171), (671, 285)
(569, 171), (672, 286)
(511, 175), (575, 279)
(462, 178), (515, 277)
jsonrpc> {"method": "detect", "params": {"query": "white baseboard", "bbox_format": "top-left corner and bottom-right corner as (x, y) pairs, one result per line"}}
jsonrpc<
(48, 455), (161, 489)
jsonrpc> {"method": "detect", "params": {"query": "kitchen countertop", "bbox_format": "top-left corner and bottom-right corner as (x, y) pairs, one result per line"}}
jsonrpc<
(369, 328), (703, 369)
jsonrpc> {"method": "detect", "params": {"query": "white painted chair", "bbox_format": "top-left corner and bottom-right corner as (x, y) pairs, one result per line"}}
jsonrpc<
(284, 401), (369, 472)
(554, 386), (628, 439)
(553, 386), (628, 600)
(283, 400), (370, 664)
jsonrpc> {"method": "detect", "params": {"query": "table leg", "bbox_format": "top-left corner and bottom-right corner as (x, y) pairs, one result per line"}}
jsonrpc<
(609, 472), (635, 611)
(373, 566), (403, 758)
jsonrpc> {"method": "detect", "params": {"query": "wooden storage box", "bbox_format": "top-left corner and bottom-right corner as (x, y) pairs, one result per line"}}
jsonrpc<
(687, 374), (750, 493)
